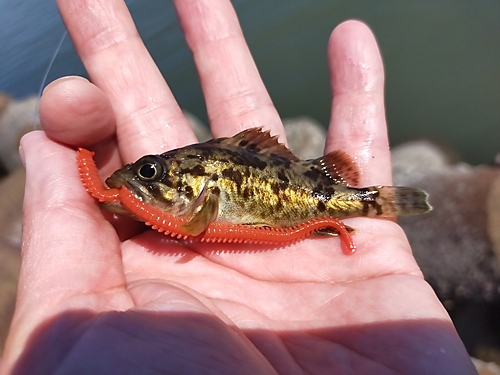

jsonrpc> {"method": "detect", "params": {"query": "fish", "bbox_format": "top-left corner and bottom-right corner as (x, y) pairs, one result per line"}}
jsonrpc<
(77, 127), (431, 253)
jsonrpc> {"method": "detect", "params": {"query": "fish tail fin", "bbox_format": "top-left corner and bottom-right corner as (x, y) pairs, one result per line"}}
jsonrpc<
(364, 186), (432, 217)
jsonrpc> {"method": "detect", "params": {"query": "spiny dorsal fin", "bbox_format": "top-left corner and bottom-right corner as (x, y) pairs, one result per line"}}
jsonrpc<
(310, 150), (360, 186)
(207, 127), (299, 161)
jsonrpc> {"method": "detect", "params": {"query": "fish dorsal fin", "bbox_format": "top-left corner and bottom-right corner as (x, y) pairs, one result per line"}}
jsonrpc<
(311, 150), (360, 186)
(208, 127), (299, 161)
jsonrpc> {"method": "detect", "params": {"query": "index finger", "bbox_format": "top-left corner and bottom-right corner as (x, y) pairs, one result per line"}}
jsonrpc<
(57, 0), (196, 161)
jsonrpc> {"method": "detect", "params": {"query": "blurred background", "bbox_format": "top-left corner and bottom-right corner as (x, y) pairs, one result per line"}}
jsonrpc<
(1, 0), (500, 372)
(1, 0), (499, 164)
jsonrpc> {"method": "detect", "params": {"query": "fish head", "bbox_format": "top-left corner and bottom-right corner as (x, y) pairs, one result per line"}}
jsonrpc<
(106, 154), (201, 217)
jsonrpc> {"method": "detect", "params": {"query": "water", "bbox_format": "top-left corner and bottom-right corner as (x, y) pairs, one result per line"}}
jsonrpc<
(1, 0), (499, 164)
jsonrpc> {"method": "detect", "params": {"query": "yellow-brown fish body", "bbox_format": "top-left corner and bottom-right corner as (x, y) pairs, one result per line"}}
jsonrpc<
(105, 128), (430, 237)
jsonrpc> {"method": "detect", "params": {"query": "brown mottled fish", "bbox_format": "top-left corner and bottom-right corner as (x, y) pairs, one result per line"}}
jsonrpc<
(77, 127), (431, 253)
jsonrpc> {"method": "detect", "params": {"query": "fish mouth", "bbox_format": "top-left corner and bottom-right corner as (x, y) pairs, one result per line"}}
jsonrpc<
(105, 173), (151, 204)
(105, 172), (125, 189)
(105, 171), (139, 193)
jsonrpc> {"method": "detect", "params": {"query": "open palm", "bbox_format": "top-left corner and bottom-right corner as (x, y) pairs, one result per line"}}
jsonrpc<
(1, 1), (475, 374)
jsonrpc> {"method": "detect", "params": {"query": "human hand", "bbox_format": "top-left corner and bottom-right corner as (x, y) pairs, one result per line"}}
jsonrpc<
(1, 0), (476, 374)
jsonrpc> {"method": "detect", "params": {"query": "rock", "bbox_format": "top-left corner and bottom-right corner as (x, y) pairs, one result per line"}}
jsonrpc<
(283, 117), (326, 159)
(183, 110), (211, 142)
(391, 139), (459, 176)
(0, 94), (9, 115)
(487, 176), (500, 262)
(393, 141), (500, 302)
(0, 94), (39, 173)
(0, 168), (24, 353)
(473, 357), (500, 375)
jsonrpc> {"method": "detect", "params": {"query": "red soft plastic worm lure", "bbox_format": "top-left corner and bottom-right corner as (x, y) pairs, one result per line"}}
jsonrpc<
(77, 148), (120, 203)
(77, 148), (356, 254)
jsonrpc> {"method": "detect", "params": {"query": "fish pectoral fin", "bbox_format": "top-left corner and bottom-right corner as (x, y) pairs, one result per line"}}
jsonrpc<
(313, 224), (355, 237)
(100, 202), (135, 217)
(180, 188), (219, 236)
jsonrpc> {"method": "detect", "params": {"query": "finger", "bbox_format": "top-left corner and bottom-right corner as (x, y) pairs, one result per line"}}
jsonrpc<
(174, 0), (286, 141)
(327, 21), (391, 186)
(39, 76), (115, 147)
(3, 133), (134, 371)
(39, 76), (125, 181)
(57, 0), (196, 161)
(15, 132), (132, 314)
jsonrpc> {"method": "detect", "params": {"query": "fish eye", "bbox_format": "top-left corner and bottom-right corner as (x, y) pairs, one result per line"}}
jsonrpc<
(136, 159), (163, 181)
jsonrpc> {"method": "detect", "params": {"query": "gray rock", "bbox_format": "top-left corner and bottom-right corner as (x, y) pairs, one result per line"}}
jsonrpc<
(0, 94), (39, 172)
(0, 168), (24, 353)
(393, 140), (500, 302)
(472, 357), (500, 375)
(283, 117), (326, 159)
(183, 110), (211, 142)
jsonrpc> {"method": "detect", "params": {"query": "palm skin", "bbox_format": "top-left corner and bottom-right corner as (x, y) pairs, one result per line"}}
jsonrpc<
(0, 0), (476, 374)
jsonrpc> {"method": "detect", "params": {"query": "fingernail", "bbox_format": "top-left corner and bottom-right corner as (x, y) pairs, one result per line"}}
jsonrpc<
(42, 75), (90, 96)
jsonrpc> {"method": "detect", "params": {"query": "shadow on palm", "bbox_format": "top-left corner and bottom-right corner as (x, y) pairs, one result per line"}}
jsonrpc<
(12, 296), (465, 375)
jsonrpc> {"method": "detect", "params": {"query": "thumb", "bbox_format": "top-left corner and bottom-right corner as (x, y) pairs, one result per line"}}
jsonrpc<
(3, 132), (132, 369)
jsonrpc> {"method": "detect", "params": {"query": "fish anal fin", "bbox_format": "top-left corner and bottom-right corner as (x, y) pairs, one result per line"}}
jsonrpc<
(181, 188), (219, 236)
(207, 127), (299, 161)
(313, 224), (355, 237)
(315, 150), (360, 186)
